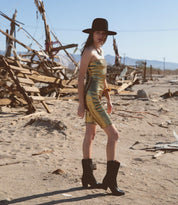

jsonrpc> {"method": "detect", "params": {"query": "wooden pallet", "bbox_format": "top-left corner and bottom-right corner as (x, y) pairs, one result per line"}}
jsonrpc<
(2, 57), (50, 114)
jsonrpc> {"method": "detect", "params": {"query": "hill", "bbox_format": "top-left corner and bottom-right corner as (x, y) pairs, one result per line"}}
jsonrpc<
(70, 53), (178, 70)
(0, 50), (178, 70)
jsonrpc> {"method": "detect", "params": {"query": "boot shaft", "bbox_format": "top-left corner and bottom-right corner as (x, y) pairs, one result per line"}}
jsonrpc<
(106, 160), (120, 178)
(82, 158), (93, 173)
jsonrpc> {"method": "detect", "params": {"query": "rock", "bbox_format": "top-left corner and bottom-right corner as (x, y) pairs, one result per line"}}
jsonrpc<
(136, 89), (149, 100)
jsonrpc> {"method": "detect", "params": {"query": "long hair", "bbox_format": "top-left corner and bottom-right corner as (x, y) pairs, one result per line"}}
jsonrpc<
(81, 32), (108, 56)
(81, 33), (93, 56)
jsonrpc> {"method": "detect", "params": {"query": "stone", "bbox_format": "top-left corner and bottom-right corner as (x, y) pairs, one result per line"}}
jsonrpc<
(136, 89), (149, 100)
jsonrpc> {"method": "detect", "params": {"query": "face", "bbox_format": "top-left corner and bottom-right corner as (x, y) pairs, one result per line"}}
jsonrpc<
(93, 31), (107, 47)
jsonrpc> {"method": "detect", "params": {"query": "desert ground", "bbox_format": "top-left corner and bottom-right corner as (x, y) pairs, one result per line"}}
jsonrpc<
(0, 75), (178, 205)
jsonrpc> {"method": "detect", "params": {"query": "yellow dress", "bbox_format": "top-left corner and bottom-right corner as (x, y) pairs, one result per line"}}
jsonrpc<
(85, 59), (112, 128)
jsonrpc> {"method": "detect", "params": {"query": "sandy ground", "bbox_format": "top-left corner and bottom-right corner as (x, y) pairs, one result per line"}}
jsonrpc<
(0, 75), (178, 205)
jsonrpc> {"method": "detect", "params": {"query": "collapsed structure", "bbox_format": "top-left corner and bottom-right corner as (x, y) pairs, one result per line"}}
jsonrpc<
(0, 0), (143, 114)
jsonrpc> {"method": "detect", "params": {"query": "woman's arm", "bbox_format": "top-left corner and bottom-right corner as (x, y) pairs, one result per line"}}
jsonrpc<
(77, 49), (91, 118)
(104, 79), (112, 114)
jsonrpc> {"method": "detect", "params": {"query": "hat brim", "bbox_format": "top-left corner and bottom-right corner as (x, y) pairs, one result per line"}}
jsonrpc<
(82, 28), (117, 35)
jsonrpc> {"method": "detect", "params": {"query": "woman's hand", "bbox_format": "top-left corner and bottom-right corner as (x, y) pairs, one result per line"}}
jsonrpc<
(78, 104), (85, 118)
(107, 101), (113, 114)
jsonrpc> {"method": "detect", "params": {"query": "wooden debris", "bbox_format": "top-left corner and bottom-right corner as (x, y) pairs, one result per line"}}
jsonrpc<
(152, 151), (165, 159)
(19, 111), (46, 120)
(0, 161), (25, 167)
(0, 98), (11, 106)
(143, 141), (178, 152)
(158, 123), (169, 128)
(32, 150), (53, 156)
(2, 57), (51, 114)
(160, 89), (178, 99)
(160, 89), (172, 99)
(147, 121), (154, 126)
(52, 168), (65, 175)
(129, 141), (140, 149)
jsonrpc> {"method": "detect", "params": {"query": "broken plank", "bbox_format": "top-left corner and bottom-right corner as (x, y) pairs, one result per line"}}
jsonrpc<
(60, 87), (78, 94)
(51, 66), (65, 70)
(19, 111), (46, 120)
(0, 98), (11, 106)
(29, 74), (61, 84)
(32, 150), (53, 156)
(23, 86), (40, 93)
(59, 95), (78, 101)
(9, 65), (32, 74)
(17, 77), (35, 85)
(30, 96), (45, 101)
(117, 82), (133, 93)
(40, 100), (51, 113)
(13, 96), (28, 105)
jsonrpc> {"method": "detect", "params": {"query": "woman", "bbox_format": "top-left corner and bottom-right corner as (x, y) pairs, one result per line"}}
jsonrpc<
(77, 18), (125, 196)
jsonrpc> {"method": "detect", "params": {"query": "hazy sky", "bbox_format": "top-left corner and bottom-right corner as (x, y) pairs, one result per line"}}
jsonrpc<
(0, 0), (178, 63)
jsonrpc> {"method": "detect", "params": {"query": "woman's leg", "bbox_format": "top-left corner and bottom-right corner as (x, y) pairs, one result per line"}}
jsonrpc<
(102, 124), (125, 195)
(83, 123), (97, 159)
(82, 123), (102, 188)
(103, 124), (119, 161)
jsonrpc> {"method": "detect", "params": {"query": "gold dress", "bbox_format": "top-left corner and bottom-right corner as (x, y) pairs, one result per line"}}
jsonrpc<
(85, 59), (112, 128)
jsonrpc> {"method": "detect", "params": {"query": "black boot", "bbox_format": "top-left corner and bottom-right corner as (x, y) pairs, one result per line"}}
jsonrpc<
(102, 160), (125, 196)
(81, 159), (101, 188)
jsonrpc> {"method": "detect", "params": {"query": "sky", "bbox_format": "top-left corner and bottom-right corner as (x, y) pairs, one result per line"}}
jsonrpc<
(0, 0), (178, 64)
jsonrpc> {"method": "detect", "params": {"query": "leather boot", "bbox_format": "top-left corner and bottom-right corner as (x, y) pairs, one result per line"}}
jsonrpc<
(81, 159), (101, 188)
(102, 160), (125, 196)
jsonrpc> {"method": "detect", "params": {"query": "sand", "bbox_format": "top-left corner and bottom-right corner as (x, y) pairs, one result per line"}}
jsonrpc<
(0, 75), (178, 205)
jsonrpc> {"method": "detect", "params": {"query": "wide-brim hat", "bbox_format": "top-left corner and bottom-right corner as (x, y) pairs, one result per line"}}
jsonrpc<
(82, 18), (117, 35)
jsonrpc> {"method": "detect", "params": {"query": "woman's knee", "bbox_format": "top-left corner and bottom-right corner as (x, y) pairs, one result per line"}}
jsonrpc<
(104, 124), (119, 142)
(108, 131), (119, 143)
(114, 131), (119, 141)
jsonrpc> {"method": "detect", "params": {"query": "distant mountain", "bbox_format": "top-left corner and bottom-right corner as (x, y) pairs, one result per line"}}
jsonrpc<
(104, 55), (178, 70)
(0, 50), (178, 70)
(70, 54), (178, 70)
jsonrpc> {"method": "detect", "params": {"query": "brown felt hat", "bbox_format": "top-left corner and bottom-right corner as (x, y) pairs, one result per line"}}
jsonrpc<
(82, 18), (117, 35)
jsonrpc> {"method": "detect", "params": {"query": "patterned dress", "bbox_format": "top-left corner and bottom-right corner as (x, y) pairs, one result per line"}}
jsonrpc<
(85, 59), (112, 128)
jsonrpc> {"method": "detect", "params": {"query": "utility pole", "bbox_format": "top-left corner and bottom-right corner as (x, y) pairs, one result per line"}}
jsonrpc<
(143, 60), (147, 82)
(123, 53), (126, 65)
(163, 57), (166, 75)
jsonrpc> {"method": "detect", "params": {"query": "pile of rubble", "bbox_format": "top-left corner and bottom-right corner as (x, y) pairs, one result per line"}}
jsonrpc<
(0, 51), (79, 114)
